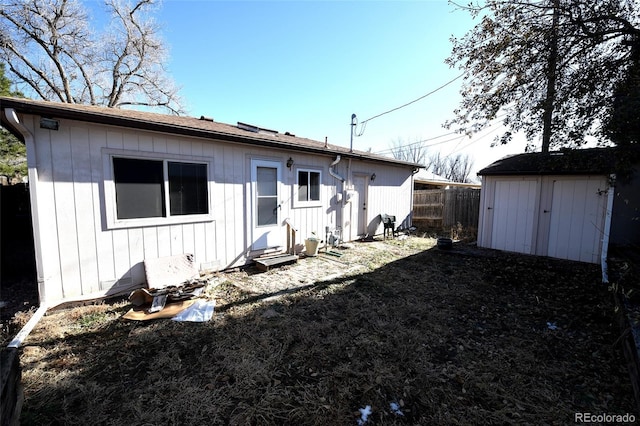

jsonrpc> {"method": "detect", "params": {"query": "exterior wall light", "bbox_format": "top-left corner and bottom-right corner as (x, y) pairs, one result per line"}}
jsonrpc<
(286, 157), (294, 169)
(40, 117), (59, 130)
(370, 173), (376, 181)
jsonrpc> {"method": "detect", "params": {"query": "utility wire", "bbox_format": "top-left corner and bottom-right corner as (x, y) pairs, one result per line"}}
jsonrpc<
(375, 111), (509, 155)
(358, 73), (464, 128)
(373, 131), (461, 155)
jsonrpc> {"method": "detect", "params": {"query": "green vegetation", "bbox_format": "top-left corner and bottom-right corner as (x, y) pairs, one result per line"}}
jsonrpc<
(0, 63), (26, 180)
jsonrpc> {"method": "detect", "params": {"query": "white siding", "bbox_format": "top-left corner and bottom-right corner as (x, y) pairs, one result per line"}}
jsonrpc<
(547, 177), (608, 263)
(479, 175), (609, 264)
(23, 115), (414, 304)
(491, 179), (538, 254)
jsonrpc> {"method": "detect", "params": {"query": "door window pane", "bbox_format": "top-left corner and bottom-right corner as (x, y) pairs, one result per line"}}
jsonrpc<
(257, 167), (277, 196)
(257, 197), (278, 226)
(256, 166), (278, 226)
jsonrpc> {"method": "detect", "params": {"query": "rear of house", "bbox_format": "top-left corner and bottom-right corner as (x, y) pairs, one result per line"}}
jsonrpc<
(0, 97), (418, 306)
(477, 148), (640, 264)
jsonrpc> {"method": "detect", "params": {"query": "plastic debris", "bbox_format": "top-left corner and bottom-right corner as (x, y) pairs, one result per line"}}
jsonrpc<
(390, 402), (404, 416)
(357, 405), (372, 425)
(172, 299), (215, 322)
(547, 321), (558, 331)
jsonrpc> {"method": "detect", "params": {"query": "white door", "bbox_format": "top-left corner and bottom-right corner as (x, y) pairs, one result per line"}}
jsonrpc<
(251, 159), (282, 250)
(352, 175), (368, 238)
(491, 179), (538, 254)
(547, 178), (608, 263)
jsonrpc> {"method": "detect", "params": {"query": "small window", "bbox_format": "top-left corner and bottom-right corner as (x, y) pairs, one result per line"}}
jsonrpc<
(112, 157), (209, 221)
(295, 168), (322, 207)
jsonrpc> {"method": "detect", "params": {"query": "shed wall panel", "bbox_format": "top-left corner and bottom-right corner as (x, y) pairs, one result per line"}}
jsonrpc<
(70, 127), (99, 294)
(547, 177), (607, 263)
(479, 174), (609, 264)
(491, 179), (537, 254)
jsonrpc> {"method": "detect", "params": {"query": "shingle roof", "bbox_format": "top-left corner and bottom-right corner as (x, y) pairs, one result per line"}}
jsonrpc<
(0, 96), (419, 168)
(478, 146), (640, 177)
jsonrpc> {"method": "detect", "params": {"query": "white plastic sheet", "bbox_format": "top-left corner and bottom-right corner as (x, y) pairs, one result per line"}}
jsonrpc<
(172, 299), (215, 322)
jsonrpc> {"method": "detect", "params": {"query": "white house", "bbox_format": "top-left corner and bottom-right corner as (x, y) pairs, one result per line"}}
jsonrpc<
(477, 147), (640, 264)
(0, 97), (419, 305)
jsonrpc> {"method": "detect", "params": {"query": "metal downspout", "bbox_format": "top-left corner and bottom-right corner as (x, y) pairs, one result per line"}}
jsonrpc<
(4, 108), (49, 348)
(329, 155), (345, 182)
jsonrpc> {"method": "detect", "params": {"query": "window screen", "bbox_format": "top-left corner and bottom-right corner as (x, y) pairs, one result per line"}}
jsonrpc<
(113, 158), (165, 219)
(168, 162), (208, 215)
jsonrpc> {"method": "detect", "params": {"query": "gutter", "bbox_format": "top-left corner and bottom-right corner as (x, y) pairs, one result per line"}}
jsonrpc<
(0, 97), (419, 169)
(601, 174), (616, 284)
(4, 108), (49, 347)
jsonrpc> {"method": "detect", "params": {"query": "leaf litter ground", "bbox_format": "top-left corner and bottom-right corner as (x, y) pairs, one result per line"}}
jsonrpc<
(14, 237), (636, 425)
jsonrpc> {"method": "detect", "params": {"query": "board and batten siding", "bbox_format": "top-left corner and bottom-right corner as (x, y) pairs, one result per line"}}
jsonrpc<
(29, 118), (224, 303)
(358, 163), (414, 238)
(478, 175), (609, 263)
(21, 113), (413, 305)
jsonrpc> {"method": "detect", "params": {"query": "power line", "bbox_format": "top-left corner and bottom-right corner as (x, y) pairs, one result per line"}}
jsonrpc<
(373, 131), (462, 155)
(374, 111), (509, 155)
(358, 74), (464, 128)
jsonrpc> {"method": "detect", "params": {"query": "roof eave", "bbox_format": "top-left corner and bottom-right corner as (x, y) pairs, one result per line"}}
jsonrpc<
(0, 97), (420, 169)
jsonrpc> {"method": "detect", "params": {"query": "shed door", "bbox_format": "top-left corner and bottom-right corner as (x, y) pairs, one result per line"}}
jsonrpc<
(251, 159), (282, 250)
(491, 180), (538, 254)
(547, 177), (608, 263)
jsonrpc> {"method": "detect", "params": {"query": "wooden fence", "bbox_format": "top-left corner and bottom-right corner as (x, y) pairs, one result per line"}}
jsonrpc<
(413, 188), (480, 228)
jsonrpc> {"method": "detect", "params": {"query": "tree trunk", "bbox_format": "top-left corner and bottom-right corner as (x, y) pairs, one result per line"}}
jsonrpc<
(541, 0), (559, 153)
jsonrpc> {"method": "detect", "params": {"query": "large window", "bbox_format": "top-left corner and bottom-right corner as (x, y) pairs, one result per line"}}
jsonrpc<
(295, 168), (321, 207)
(110, 156), (209, 225)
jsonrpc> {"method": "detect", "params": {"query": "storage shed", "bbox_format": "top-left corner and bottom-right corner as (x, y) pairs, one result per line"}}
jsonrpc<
(477, 147), (640, 264)
(0, 97), (419, 306)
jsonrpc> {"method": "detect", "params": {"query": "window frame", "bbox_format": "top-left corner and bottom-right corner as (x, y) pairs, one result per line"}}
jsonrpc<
(103, 149), (213, 229)
(293, 167), (323, 208)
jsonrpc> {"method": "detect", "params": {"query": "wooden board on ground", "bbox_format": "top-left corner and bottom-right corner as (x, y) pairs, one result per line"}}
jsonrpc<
(255, 254), (298, 272)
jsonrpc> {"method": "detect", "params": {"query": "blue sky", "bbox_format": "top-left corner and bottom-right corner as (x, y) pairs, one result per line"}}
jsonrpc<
(90, 0), (529, 177)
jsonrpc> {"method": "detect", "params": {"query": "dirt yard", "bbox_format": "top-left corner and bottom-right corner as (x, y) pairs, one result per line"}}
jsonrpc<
(11, 237), (636, 425)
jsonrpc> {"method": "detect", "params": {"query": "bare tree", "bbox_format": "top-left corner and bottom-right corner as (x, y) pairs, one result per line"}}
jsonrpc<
(0, 0), (183, 114)
(428, 152), (475, 183)
(389, 138), (429, 165)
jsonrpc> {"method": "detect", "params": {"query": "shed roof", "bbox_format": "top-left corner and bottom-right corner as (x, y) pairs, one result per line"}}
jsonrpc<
(0, 96), (419, 168)
(478, 146), (640, 177)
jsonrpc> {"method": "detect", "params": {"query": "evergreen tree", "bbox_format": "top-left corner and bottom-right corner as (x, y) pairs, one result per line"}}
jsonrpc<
(0, 63), (27, 180)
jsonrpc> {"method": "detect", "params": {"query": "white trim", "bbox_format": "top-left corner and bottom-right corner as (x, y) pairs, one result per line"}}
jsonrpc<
(102, 148), (214, 229)
(250, 158), (283, 250)
(4, 109), (46, 304)
(292, 166), (323, 208)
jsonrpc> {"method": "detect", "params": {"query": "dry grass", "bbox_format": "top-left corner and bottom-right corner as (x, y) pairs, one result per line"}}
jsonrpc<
(16, 238), (636, 425)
